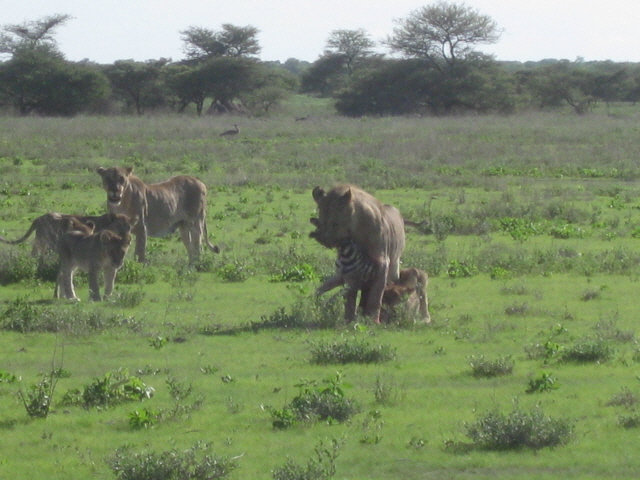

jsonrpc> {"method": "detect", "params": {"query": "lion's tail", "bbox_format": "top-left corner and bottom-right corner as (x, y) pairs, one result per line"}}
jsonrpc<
(203, 220), (220, 254)
(0, 220), (38, 245)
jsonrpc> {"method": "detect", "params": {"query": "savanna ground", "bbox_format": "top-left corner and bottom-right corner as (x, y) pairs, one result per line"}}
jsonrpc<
(2, 98), (640, 479)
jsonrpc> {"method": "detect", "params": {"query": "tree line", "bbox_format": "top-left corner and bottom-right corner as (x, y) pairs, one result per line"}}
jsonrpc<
(1, 4), (640, 118)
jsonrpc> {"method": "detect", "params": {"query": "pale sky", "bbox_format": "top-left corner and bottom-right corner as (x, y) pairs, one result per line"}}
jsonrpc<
(3, 0), (640, 64)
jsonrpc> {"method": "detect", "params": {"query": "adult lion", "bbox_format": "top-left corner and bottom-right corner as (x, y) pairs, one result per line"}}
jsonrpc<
(55, 225), (132, 301)
(310, 184), (405, 322)
(96, 166), (220, 263)
(0, 212), (137, 257)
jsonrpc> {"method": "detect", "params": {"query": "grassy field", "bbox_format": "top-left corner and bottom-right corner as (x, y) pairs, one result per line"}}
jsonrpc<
(2, 103), (640, 479)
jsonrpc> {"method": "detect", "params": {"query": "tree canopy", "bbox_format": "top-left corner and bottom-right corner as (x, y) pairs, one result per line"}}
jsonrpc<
(386, 1), (500, 70)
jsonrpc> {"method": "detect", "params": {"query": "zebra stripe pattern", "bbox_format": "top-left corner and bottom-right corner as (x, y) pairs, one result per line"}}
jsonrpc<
(335, 239), (377, 285)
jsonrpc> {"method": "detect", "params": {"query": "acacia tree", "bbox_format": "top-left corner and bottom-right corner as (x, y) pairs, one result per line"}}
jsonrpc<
(386, 1), (500, 71)
(0, 14), (109, 116)
(105, 59), (170, 115)
(325, 29), (376, 76)
(0, 13), (72, 56)
(180, 24), (261, 61)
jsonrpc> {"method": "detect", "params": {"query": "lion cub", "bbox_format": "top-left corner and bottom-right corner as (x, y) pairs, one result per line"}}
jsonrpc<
(55, 220), (133, 301)
(381, 267), (430, 323)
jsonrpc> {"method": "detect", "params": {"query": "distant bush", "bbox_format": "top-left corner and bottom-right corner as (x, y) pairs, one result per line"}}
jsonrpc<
(525, 371), (560, 394)
(559, 340), (614, 364)
(464, 405), (574, 450)
(60, 369), (154, 409)
(468, 355), (514, 378)
(606, 387), (639, 409)
(272, 437), (343, 480)
(106, 443), (238, 480)
(270, 373), (360, 429)
(309, 338), (396, 365)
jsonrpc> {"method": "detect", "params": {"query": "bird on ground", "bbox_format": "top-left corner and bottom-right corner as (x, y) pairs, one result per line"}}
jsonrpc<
(220, 124), (240, 136)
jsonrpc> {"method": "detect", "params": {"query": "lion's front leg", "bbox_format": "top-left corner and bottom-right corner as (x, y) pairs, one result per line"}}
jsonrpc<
(88, 266), (102, 301)
(180, 222), (201, 264)
(102, 265), (118, 299)
(134, 222), (148, 263)
(363, 261), (389, 323)
(56, 268), (79, 301)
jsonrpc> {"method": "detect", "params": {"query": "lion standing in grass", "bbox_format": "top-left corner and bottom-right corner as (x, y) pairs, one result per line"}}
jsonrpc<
(55, 225), (132, 301)
(0, 212), (136, 258)
(310, 184), (405, 323)
(97, 166), (219, 263)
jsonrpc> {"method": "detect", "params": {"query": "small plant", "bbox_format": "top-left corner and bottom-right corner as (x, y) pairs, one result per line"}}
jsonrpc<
(606, 387), (639, 409)
(464, 404), (574, 451)
(446, 260), (478, 278)
(269, 373), (360, 429)
(525, 371), (560, 393)
(373, 374), (403, 406)
(0, 370), (18, 383)
(468, 355), (514, 378)
(106, 442), (239, 480)
(309, 338), (396, 365)
(359, 410), (384, 445)
(560, 340), (614, 364)
(61, 369), (153, 409)
(17, 372), (58, 419)
(114, 287), (146, 308)
(269, 263), (318, 283)
(216, 261), (249, 282)
(549, 224), (586, 239)
(618, 412), (640, 429)
(149, 336), (168, 350)
(128, 407), (160, 429)
(272, 437), (344, 480)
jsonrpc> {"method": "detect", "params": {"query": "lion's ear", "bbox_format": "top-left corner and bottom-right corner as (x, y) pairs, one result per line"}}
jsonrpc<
(309, 217), (320, 227)
(339, 188), (353, 204)
(97, 167), (106, 177)
(312, 186), (325, 203)
(125, 167), (134, 175)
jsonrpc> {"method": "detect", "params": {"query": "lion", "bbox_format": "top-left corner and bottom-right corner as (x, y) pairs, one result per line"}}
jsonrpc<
(0, 212), (138, 257)
(97, 166), (220, 263)
(55, 225), (132, 301)
(310, 184), (405, 322)
(380, 267), (430, 324)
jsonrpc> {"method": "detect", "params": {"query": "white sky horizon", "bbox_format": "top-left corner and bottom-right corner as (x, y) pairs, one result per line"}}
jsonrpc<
(3, 1), (640, 65)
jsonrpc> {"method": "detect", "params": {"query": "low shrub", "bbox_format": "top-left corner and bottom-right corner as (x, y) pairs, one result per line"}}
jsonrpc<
(60, 369), (154, 409)
(464, 405), (574, 450)
(272, 437), (343, 480)
(270, 373), (360, 429)
(559, 340), (614, 364)
(525, 371), (560, 393)
(468, 355), (514, 378)
(606, 387), (639, 409)
(106, 442), (238, 480)
(309, 338), (396, 365)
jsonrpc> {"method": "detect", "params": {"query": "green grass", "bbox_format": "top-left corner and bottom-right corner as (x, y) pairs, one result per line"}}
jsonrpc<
(2, 108), (640, 478)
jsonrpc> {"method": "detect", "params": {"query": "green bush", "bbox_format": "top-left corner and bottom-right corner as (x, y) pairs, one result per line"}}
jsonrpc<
(559, 340), (614, 363)
(464, 405), (574, 450)
(309, 338), (396, 365)
(270, 373), (360, 429)
(61, 369), (153, 409)
(106, 443), (238, 480)
(468, 355), (514, 378)
(272, 437), (343, 480)
(525, 371), (560, 394)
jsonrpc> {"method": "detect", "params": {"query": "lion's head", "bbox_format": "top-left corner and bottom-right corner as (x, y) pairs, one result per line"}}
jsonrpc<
(97, 167), (134, 206)
(309, 185), (357, 249)
(102, 212), (139, 237)
(100, 231), (132, 269)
